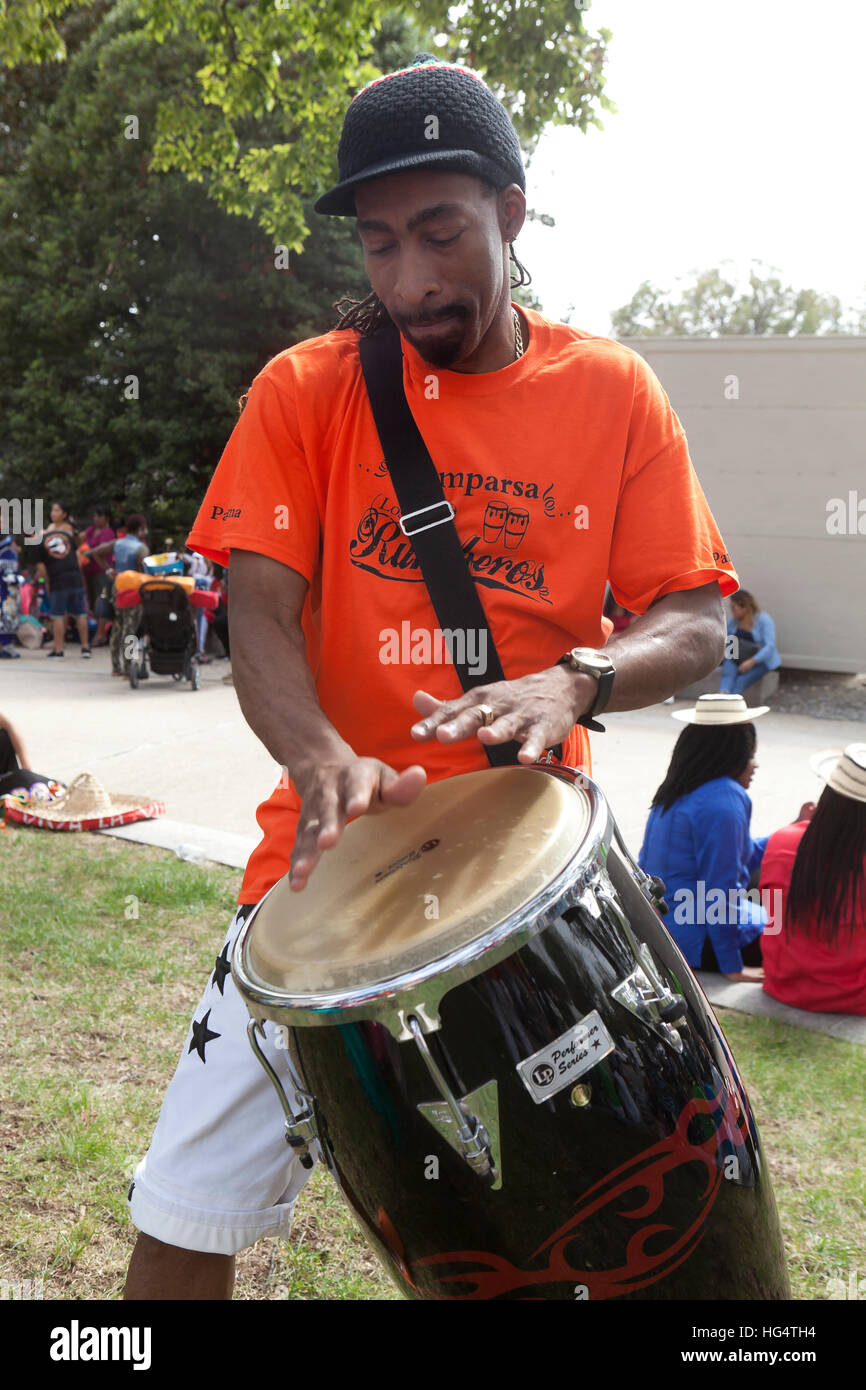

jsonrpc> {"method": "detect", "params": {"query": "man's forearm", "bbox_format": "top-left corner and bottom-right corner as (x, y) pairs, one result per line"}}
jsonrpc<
(593, 584), (725, 713)
(229, 608), (352, 776)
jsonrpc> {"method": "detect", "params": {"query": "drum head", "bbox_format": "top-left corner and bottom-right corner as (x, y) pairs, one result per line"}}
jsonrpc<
(245, 767), (591, 999)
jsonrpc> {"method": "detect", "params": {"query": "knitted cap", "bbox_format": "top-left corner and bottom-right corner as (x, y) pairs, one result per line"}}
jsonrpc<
(314, 53), (525, 216)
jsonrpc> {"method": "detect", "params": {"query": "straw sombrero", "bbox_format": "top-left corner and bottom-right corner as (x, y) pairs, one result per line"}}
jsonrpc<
(809, 743), (866, 804)
(671, 693), (769, 725)
(2, 772), (165, 830)
(16, 617), (44, 650)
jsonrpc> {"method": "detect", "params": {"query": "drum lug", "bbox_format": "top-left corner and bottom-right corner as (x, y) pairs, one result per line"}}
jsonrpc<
(612, 822), (670, 915)
(409, 1016), (502, 1189)
(394, 1002), (441, 1040)
(611, 968), (686, 1051)
(246, 1018), (319, 1168)
(596, 888), (688, 1050)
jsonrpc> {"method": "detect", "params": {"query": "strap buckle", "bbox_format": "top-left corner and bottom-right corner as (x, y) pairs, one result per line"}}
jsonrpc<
(399, 500), (455, 537)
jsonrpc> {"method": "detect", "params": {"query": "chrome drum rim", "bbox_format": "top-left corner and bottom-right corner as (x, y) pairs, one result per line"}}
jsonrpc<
(231, 765), (613, 1040)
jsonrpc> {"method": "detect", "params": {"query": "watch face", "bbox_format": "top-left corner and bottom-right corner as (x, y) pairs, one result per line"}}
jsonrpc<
(570, 648), (613, 673)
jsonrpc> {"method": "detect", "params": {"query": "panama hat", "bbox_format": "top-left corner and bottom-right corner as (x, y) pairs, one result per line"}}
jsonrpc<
(809, 743), (866, 804)
(671, 693), (769, 725)
(2, 771), (164, 830)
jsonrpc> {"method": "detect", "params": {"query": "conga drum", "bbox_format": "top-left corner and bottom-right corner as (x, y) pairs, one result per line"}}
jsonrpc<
(232, 765), (790, 1301)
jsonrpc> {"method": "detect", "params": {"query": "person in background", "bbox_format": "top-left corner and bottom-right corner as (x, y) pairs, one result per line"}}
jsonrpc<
(719, 589), (780, 696)
(640, 693), (775, 981)
(760, 744), (866, 1016)
(82, 506), (116, 647)
(603, 586), (635, 635)
(31, 502), (91, 658)
(0, 534), (22, 659)
(209, 565), (233, 685)
(183, 550), (214, 661)
(18, 564), (35, 618)
(0, 710), (30, 773)
(112, 500), (129, 539)
(91, 514), (149, 678)
(0, 711), (60, 800)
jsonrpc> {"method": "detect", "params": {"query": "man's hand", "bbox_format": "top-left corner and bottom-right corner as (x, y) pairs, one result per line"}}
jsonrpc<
(739, 657), (757, 673)
(289, 757), (427, 891)
(409, 665), (593, 765)
(229, 552), (425, 894)
(724, 966), (765, 982)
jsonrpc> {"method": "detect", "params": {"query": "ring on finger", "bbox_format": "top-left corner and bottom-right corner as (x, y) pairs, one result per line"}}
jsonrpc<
(303, 818), (321, 833)
(475, 703), (496, 728)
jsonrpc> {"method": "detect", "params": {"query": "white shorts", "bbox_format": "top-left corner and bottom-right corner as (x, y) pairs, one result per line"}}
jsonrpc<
(128, 906), (316, 1255)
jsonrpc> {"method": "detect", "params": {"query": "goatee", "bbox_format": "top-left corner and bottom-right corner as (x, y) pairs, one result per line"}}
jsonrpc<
(404, 333), (464, 368)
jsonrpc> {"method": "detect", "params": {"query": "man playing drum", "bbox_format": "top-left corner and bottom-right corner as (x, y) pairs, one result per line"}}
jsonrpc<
(124, 55), (739, 1299)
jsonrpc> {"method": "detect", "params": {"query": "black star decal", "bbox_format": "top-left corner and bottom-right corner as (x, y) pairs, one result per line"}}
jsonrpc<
(211, 943), (231, 996)
(592, 1039), (601, 1050)
(188, 1009), (220, 1063)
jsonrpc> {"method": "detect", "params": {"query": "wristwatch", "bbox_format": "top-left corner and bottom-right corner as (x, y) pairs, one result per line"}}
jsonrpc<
(557, 647), (616, 732)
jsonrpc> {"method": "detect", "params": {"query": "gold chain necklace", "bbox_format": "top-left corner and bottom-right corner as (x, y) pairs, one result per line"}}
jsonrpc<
(513, 307), (525, 360)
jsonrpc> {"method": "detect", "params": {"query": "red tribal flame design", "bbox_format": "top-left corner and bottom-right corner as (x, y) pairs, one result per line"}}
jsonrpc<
(411, 1082), (750, 1299)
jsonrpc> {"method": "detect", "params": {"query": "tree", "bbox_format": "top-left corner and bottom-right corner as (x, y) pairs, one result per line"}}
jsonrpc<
(0, 0), (607, 538)
(0, 9), (371, 538)
(611, 262), (861, 337)
(0, 0), (613, 247)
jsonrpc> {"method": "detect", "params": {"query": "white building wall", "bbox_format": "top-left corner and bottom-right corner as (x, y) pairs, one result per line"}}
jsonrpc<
(619, 336), (866, 673)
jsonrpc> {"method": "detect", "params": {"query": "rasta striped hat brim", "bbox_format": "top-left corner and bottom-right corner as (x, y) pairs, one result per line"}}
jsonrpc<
(314, 53), (525, 216)
(810, 743), (866, 804)
(671, 693), (770, 724)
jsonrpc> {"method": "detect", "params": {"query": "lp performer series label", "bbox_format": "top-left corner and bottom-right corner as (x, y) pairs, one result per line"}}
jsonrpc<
(516, 1011), (615, 1103)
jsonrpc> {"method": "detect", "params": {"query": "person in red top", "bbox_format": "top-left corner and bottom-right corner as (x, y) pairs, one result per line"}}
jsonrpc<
(761, 743), (866, 1016)
(82, 506), (115, 647)
(124, 54), (739, 1300)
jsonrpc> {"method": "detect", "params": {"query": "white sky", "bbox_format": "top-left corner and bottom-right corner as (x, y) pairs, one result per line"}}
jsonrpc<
(517, 0), (866, 334)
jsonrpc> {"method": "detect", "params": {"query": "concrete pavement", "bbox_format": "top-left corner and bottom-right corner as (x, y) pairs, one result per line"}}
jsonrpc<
(3, 642), (863, 862)
(4, 644), (864, 1038)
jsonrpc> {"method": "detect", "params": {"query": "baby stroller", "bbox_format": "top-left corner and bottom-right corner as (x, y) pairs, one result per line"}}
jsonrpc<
(120, 579), (216, 691)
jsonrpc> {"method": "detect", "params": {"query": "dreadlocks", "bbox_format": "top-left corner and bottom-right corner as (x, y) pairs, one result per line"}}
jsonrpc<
(784, 787), (866, 943)
(651, 724), (757, 813)
(334, 183), (532, 337)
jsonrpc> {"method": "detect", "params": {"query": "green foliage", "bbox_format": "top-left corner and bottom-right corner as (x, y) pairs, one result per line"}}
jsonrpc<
(0, 0), (611, 538)
(612, 261), (860, 337)
(0, 10), (371, 539)
(410, 0), (613, 151)
(1, 1), (612, 245)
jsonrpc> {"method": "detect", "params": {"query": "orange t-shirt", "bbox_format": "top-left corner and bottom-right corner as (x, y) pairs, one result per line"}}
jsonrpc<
(186, 307), (739, 904)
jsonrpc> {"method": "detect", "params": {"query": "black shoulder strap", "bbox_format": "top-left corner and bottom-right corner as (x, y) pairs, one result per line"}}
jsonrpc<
(359, 323), (522, 769)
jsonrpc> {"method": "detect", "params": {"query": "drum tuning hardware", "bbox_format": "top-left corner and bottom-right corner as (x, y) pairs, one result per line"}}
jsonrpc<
(395, 1001), (440, 1040)
(246, 1018), (319, 1168)
(646, 876), (670, 915)
(409, 1016), (502, 1189)
(611, 823), (670, 915)
(596, 890), (688, 1050)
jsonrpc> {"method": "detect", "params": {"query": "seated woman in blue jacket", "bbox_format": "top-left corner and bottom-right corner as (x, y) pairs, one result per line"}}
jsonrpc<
(719, 589), (781, 696)
(639, 693), (772, 981)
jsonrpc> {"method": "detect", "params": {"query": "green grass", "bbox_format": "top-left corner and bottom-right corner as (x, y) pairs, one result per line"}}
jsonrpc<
(0, 824), (397, 1301)
(717, 1010), (865, 1298)
(0, 825), (862, 1300)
